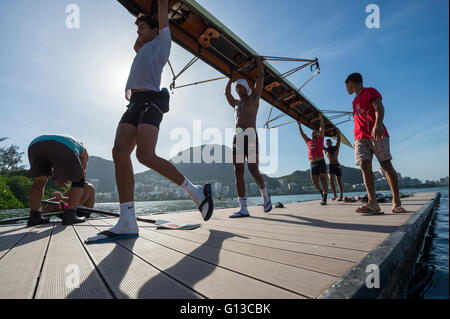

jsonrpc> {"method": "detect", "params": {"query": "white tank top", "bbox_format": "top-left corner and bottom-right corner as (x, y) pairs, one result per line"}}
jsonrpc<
(125, 27), (171, 100)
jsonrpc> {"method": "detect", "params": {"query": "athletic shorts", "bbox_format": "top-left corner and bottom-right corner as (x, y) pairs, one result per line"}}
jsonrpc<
(233, 128), (259, 164)
(120, 91), (170, 129)
(311, 159), (327, 176)
(27, 140), (85, 184)
(354, 137), (392, 166)
(328, 163), (342, 177)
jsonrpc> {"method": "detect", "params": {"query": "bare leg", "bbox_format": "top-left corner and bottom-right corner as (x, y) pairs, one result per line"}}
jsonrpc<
(67, 187), (83, 210)
(30, 177), (47, 211)
(329, 174), (337, 200)
(380, 160), (405, 213)
(336, 175), (344, 200)
(359, 160), (380, 212)
(320, 174), (328, 195)
(233, 156), (246, 198)
(311, 175), (321, 192)
(136, 124), (185, 186)
(112, 123), (137, 203)
(247, 155), (265, 189)
(79, 183), (96, 208)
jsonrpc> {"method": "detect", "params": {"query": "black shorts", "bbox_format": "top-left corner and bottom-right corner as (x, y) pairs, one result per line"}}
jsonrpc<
(27, 141), (85, 184)
(120, 91), (170, 129)
(329, 163), (342, 177)
(233, 129), (259, 163)
(311, 159), (327, 176)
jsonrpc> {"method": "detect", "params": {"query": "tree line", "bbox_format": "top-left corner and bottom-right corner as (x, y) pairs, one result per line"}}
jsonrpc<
(0, 138), (64, 210)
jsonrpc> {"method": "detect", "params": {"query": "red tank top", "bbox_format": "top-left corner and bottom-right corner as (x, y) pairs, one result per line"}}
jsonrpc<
(306, 137), (324, 160)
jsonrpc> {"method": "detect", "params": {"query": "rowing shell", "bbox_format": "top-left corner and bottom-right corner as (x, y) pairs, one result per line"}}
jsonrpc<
(117, 0), (352, 147)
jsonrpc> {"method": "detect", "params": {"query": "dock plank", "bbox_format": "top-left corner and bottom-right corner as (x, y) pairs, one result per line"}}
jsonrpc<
(137, 224), (356, 275)
(0, 192), (437, 299)
(35, 224), (113, 299)
(74, 224), (203, 299)
(98, 219), (337, 298)
(0, 225), (34, 260)
(0, 225), (54, 299)
(86, 220), (304, 299)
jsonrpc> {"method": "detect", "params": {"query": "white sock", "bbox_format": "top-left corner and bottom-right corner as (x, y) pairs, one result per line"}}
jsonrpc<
(259, 186), (270, 205)
(87, 202), (138, 242)
(110, 202), (138, 233)
(180, 178), (205, 207)
(238, 197), (249, 213)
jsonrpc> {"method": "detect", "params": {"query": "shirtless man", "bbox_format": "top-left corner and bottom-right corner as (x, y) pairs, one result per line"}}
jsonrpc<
(324, 130), (344, 201)
(298, 114), (328, 205)
(87, 0), (213, 244)
(345, 72), (405, 214)
(42, 181), (96, 217)
(225, 56), (272, 218)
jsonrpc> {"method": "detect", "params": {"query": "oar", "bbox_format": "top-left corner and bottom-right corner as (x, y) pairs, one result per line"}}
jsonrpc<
(41, 200), (201, 230)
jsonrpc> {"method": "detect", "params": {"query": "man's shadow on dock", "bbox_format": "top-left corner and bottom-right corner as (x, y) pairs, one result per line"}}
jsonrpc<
(66, 235), (138, 299)
(250, 214), (399, 233)
(0, 225), (55, 257)
(137, 229), (247, 299)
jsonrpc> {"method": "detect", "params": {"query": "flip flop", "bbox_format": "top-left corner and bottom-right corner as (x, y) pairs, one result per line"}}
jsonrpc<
(85, 231), (138, 245)
(392, 207), (407, 214)
(229, 211), (250, 218)
(356, 205), (384, 215)
(264, 195), (272, 213)
(198, 184), (214, 221)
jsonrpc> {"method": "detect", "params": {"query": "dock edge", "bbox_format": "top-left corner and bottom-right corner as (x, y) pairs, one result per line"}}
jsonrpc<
(319, 192), (441, 299)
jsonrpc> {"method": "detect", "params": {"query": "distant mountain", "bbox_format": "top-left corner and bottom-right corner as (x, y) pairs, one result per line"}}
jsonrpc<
(86, 145), (365, 193)
(86, 156), (116, 193)
(134, 144), (279, 187)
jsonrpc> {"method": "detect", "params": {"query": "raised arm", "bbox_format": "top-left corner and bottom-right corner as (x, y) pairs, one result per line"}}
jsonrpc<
(371, 98), (385, 141)
(336, 129), (341, 150)
(319, 113), (325, 138)
(251, 56), (265, 100)
(225, 71), (239, 108)
(297, 120), (309, 143)
(158, 0), (169, 30)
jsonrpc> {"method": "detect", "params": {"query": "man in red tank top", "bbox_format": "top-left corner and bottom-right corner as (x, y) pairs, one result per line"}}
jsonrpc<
(345, 73), (405, 214)
(298, 114), (328, 205)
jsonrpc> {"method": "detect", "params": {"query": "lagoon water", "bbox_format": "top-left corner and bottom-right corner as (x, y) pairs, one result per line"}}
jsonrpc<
(0, 187), (448, 298)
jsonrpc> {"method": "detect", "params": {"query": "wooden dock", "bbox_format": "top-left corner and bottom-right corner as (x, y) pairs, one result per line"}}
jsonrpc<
(0, 192), (439, 299)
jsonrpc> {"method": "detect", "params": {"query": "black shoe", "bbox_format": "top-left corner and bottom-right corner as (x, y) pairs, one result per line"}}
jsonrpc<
(27, 211), (51, 227)
(321, 193), (328, 206)
(62, 209), (86, 225)
(76, 210), (91, 218)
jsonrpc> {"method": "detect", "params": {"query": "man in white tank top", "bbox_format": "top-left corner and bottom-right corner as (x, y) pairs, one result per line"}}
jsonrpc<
(87, 0), (214, 244)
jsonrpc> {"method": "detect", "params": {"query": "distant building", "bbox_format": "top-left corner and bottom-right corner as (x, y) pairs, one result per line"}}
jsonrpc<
(302, 185), (315, 192)
(213, 182), (223, 193)
(288, 182), (299, 192)
(375, 178), (388, 189)
(135, 183), (145, 191)
(352, 183), (366, 191)
(249, 183), (258, 195)
(222, 185), (230, 195)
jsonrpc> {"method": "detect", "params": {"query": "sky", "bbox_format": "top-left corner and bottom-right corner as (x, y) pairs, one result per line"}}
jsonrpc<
(0, 0), (448, 181)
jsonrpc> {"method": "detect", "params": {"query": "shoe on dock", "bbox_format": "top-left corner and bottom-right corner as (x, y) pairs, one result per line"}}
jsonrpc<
(27, 211), (51, 227)
(62, 210), (86, 225)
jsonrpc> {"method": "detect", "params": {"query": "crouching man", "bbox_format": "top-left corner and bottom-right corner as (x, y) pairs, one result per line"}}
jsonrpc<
(27, 134), (89, 226)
